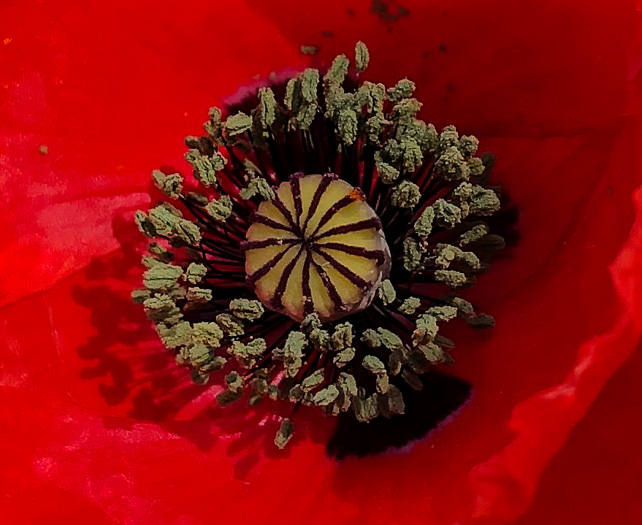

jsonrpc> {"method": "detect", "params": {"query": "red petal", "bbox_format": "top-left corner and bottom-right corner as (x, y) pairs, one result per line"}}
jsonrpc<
(2, 0), (642, 524)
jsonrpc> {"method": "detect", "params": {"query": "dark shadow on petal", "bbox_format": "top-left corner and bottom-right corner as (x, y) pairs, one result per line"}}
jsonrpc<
(326, 371), (471, 460)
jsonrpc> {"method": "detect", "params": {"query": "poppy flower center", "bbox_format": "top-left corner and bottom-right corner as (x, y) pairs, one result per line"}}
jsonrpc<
(244, 174), (391, 322)
(133, 42), (507, 449)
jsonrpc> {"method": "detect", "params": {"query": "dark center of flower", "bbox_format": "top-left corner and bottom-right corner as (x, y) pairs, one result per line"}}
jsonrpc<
(244, 174), (391, 322)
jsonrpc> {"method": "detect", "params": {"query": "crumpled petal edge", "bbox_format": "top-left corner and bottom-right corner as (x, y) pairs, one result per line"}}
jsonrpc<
(464, 184), (642, 525)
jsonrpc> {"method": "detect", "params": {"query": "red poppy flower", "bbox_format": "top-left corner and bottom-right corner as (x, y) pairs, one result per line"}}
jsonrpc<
(1, 0), (641, 523)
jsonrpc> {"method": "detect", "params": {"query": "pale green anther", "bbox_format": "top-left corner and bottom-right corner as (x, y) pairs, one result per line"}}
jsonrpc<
(427, 305), (458, 321)
(209, 106), (223, 125)
(361, 329), (382, 348)
(422, 343), (447, 364)
(384, 139), (404, 163)
(152, 170), (183, 198)
(249, 378), (269, 405)
(365, 115), (388, 143)
(377, 327), (404, 351)
(425, 123), (439, 153)
(301, 369), (325, 392)
(258, 87), (277, 127)
(245, 338), (268, 357)
(131, 289), (151, 304)
(386, 384), (405, 415)
(184, 263), (207, 284)
(434, 244), (459, 269)
(354, 41), (370, 73)
(310, 328), (330, 350)
(401, 139), (423, 172)
(362, 355), (386, 375)
(388, 350), (404, 376)
(216, 313), (244, 336)
(166, 285), (187, 302)
(331, 323), (354, 351)
(439, 125), (459, 150)
(244, 160), (260, 176)
(324, 54), (350, 88)
(301, 313), (321, 332)
(144, 294), (182, 325)
(300, 68), (320, 102)
(433, 199), (462, 228)
(216, 389), (242, 407)
(187, 287), (212, 303)
(156, 321), (191, 349)
(469, 186), (500, 216)
(378, 279), (396, 305)
(229, 338), (267, 367)
(338, 372), (358, 397)
(225, 112), (253, 136)
(376, 374), (390, 394)
(240, 178), (275, 201)
(337, 109), (358, 145)
(225, 371), (244, 393)
(353, 394), (379, 422)
(434, 146), (471, 181)
(333, 347), (355, 367)
(413, 314), (438, 345)
(459, 224), (489, 246)
(134, 211), (157, 238)
(435, 269), (468, 288)
(468, 314), (496, 329)
(229, 298), (264, 321)
(391, 98), (422, 120)
(391, 180), (420, 209)
(402, 369), (423, 391)
(387, 78), (416, 102)
(142, 256), (162, 269)
(403, 237), (424, 272)
(375, 152), (400, 184)
(468, 157), (485, 177)
(143, 262), (183, 291)
(356, 82), (386, 113)
(451, 297), (475, 316)
(278, 332), (306, 374)
(288, 385), (304, 402)
(148, 205), (201, 245)
(205, 195), (233, 222)
(414, 206), (435, 237)
(148, 242), (173, 262)
(184, 149), (223, 187)
(274, 418), (294, 449)
(201, 355), (227, 373)
(459, 135), (479, 156)
(398, 297), (421, 315)
(186, 344), (212, 367)
(313, 385), (339, 407)
(192, 322), (224, 347)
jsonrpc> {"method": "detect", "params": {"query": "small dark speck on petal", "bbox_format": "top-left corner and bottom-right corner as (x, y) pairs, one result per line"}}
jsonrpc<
(300, 45), (319, 55)
(446, 82), (454, 93)
(422, 50), (431, 58)
(438, 43), (447, 53)
(322, 30), (335, 38)
(347, 8), (355, 17)
(38, 144), (49, 155)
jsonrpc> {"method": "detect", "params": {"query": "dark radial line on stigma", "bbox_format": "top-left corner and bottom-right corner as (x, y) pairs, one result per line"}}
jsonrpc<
(246, 244), (295, 285)
(314, 242), (385, 264)
(308, 194), (356, 238)
(312, 247), (370, 290)
(309, 254), (345, 312)
(302, 251), (314, 316)
(301, 175), (332, 234)
(291, 175), (303, 229)
(271, 191), (301, 235)
(271, 246), (304, 309)
(311, 217), (382, 241)
(240, 238), (298, 251)
(251, 214), (295, 233)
